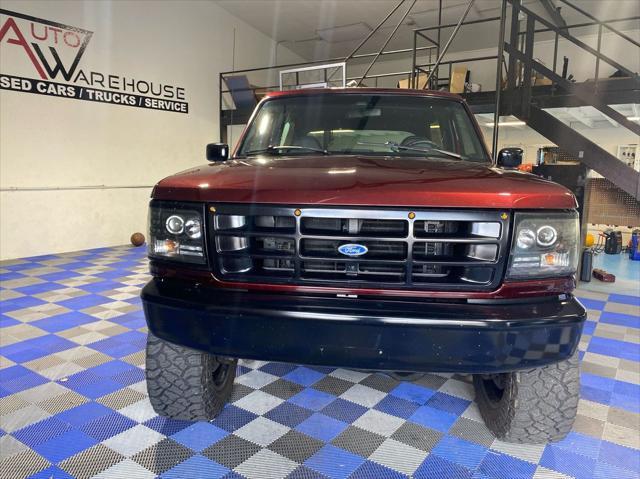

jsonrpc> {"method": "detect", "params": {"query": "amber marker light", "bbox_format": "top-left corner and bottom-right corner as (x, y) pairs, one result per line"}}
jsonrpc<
(408, 212), (416, 219)
(294, 209), (302, 217)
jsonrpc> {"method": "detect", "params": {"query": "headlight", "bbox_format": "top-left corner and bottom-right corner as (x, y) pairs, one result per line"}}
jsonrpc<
(516, 228), (536, 249)
(507, 211), (578, 279)
(536, 225), (557, 246)
(148, 202), (205, 263)
(166, 215), (185, 235)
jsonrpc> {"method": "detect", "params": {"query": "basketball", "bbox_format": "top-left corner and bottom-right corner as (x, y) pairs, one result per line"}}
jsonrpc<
(130, 232), (145, 247)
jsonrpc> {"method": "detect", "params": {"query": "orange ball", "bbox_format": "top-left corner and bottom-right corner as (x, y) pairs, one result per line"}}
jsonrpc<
(585, 233), (595, 247)
(130, 232), (145, 247)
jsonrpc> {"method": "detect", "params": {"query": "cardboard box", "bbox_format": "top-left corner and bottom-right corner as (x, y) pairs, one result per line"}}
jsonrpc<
(450, 65), (467, 93)
(398, 73), (428, 89)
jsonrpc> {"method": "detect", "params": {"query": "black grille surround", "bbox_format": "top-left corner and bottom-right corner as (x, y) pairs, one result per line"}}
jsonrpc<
(208, 204), (511, 292)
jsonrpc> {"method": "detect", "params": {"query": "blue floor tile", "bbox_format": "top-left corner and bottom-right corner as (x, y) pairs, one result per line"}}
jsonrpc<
(609, 294), (640, 307)
(409, 405), (458, 433)
(431, 435), (488, 470)
(284, 366), (325, 387)
(320, 398), (367, 423)
(425, 392), (471, 416)
(540, 445), (597, 479)
(289, 389), (336, 412)
(374, 395), (421, 419)
(389, 382), (436, 405)
(161, 456), (230, 479)
(33, 428), (98, 463)
(265, 402), (314, 428)
(305, 445), (365, 479)
(27, 465), (75, 479)
(414, 455), (474, 479)
(588, 337), (640, 362)
(210, 405), (257, 433)
(0, 295), (47, 312)
(600, 311), (639, 329)
(350, 460), (409, 479)
(296, 413), (348, 442)
(478, 452), (537, 479)
(171, 422), (228, 452)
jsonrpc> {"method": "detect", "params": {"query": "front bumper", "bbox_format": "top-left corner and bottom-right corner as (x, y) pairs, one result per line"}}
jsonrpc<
(142, 278), (586, 374)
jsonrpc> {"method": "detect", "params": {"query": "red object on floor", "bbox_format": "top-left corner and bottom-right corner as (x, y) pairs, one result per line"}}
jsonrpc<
(593, 268), (616, 282)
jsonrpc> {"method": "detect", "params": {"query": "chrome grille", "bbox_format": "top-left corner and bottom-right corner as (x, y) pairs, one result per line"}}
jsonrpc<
(209, 205), (510, 291)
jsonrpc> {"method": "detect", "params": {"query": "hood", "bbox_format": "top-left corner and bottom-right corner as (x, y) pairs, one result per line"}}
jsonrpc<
(152, 156), (577, 209)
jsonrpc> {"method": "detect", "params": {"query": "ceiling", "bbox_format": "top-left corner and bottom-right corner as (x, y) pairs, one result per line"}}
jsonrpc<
(214, 0), (640, 62)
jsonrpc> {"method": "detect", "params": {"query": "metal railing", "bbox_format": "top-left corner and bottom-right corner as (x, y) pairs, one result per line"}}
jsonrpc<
(502, 0), (640, 136)
(218, 0), (639, 143)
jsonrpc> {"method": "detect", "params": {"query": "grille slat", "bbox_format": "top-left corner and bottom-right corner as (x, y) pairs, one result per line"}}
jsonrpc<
(209, 205), (508, 291)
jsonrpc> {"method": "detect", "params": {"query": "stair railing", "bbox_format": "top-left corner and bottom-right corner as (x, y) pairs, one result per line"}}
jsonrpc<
(503, 0), (640, 136)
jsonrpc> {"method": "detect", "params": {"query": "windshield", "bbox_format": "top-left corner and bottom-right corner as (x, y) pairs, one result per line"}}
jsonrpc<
(236, 93), (489, 162)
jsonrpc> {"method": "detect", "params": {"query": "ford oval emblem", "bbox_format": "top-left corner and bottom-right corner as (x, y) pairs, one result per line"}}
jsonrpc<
(338, 243), (368, 256)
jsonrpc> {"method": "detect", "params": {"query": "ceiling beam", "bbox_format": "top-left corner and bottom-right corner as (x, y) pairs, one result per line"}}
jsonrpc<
(537, 0), (568, 33)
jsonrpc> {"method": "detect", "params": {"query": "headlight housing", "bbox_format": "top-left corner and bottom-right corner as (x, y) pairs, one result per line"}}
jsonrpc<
(148, 202), (205, 263)
(507, 211), (579, 279)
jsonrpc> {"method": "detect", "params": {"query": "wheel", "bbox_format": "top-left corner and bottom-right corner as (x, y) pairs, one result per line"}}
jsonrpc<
(145, 331), (237, 420)
(473, 353), (579, 443)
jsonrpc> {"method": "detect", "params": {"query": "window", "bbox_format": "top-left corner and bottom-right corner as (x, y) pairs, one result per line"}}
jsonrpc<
(237, 93), (489, 162)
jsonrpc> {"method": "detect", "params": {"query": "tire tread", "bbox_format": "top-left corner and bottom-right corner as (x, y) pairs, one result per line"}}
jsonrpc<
(146, 332), (236, 420)
(473, 354), (580, 443)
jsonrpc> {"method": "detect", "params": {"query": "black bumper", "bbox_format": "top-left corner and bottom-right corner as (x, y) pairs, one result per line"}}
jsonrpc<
(141, 279), (586, 374)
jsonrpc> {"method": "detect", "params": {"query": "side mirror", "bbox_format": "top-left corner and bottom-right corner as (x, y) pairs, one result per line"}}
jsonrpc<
(206, 143), (229, 162)
(497, 148), (523, 168)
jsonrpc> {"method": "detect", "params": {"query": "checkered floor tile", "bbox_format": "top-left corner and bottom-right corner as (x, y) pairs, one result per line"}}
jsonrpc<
(1, 246), (639, 479)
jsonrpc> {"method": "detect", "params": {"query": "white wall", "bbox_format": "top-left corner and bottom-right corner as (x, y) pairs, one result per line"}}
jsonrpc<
(0, 0), (302, 260)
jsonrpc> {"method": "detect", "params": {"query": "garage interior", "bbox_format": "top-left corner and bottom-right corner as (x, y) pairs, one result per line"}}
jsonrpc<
(1, 1), (639, 479)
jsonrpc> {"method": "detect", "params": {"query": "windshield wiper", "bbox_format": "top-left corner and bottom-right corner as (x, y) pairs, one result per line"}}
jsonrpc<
(242, 145), (329, 157)
(357, 141), (462, 160)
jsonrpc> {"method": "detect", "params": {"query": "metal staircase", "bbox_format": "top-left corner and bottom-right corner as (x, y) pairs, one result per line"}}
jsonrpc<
(498, 0), (640, 199)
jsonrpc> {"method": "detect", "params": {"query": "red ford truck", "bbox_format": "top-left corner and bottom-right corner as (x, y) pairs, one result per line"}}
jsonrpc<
(142, 88), (585, 443)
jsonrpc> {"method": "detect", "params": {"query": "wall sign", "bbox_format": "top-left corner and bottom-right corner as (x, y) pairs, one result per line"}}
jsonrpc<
(0, 9), (189, 113)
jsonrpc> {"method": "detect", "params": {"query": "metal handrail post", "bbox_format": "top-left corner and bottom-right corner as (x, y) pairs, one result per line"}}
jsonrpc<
(435, 0), (442, 89)
(595, 24), (602, 87)
(411, 30), (417, 88)
(492, 0), (508, 161)
(424, 0), (476, 88)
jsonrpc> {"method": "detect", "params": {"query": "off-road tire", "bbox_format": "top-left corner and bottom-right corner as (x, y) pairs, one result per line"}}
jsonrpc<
(146, 332), (237, 420)
(473, 353), (579, 443)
